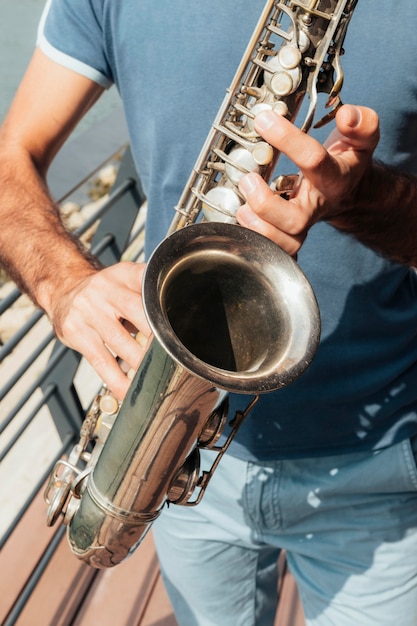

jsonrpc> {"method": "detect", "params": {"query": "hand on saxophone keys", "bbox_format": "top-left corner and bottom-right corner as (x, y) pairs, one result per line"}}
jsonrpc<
(237, 104), (380, 256)
(46, 261), (152, 401)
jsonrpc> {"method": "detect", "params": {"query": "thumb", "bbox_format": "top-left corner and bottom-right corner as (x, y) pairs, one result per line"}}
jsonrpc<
(326, 104), (380, 153)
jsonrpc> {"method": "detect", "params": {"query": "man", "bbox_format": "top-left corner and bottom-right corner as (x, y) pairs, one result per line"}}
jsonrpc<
(1, 1), (417, 624)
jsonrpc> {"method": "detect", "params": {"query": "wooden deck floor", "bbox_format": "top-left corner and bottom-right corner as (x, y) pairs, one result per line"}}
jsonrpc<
(0, 490), (305, 626)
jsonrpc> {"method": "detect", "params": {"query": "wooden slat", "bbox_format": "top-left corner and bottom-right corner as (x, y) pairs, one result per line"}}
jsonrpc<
(74, 532), (177, 626)
(275, 566), (305, 626)
(13, 538), (95, 626)
(0, 490), (61, 624)
(0, 486), (96, 626)
(139, 566), (178, 626)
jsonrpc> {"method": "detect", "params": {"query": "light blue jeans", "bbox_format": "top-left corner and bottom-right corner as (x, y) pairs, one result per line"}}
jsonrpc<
(153, 436), (417, 625)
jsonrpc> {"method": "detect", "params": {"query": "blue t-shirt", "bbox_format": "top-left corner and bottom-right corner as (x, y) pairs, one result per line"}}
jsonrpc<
(38, 0), (417, 460)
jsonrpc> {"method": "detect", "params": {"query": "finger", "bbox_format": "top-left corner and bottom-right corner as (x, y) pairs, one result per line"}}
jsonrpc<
(87, 345), (132, 400)
(254, 110), (332, 178)
(93, 262), (151, 337)
(237, 203), (304, 255)
(62, 322), (133, 400)
(66, 312), (153, 400)
(73, 264), (151, 347)
(253, 107), (375, 204)
(78, 296), (149, 376)
(328, 104), (380, 153)
(99, 318), (145, 368)
(254, 105), (379, 161)
(96, 330), (153, 400)
(237, 173), (306, 255)
(57, 312), (142, 399)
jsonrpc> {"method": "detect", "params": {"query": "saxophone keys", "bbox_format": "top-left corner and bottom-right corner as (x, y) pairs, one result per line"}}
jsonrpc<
(273, 101), (289, 117)
(264, 45), (302, 96)
(252, 141), (274, 166)
(314, 96), (343, 129)
(167, 449), (201, 505)
(278, 43), (302, 70)
(99, 392), (120, 416)
(201, 186), (241, 222)
(44, 459), (79, 526)
(272, 173), (300, 199)
(225, 147), (260, 184)
(198, 399), (228, 449)
(270, 69), (301, 97)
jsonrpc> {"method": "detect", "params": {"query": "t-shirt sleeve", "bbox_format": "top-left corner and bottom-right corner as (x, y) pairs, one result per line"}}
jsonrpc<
(36, 0), (113, 88)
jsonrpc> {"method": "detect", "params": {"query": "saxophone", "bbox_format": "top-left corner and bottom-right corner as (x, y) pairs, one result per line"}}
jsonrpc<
(45, 0), (358, 568)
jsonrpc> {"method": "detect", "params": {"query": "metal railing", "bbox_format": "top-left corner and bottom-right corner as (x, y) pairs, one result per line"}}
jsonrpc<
(0, 145), (146, 624)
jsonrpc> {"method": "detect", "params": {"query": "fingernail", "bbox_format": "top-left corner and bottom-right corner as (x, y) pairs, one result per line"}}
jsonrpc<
(347, 105), (362, 128)
(255, 110), (277, 132)
(237, 204), (257, 227)
(136, 331), (148, 348)
(239, 173), (258, 197)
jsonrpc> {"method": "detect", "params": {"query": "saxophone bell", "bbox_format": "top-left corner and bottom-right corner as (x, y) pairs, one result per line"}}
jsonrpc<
(144, 221), (320, 394)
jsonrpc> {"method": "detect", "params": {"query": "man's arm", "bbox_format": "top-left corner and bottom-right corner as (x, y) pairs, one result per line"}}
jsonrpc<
(0, 48), (150, 399)
(237, 104), (417, 267)
(0, 48), (104, 300)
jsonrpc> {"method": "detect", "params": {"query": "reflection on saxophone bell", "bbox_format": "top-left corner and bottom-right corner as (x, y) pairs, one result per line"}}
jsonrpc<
(44, 0), (358, 568)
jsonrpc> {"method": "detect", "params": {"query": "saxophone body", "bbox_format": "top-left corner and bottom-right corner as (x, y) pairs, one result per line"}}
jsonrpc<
(45, 0), (358, 568)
